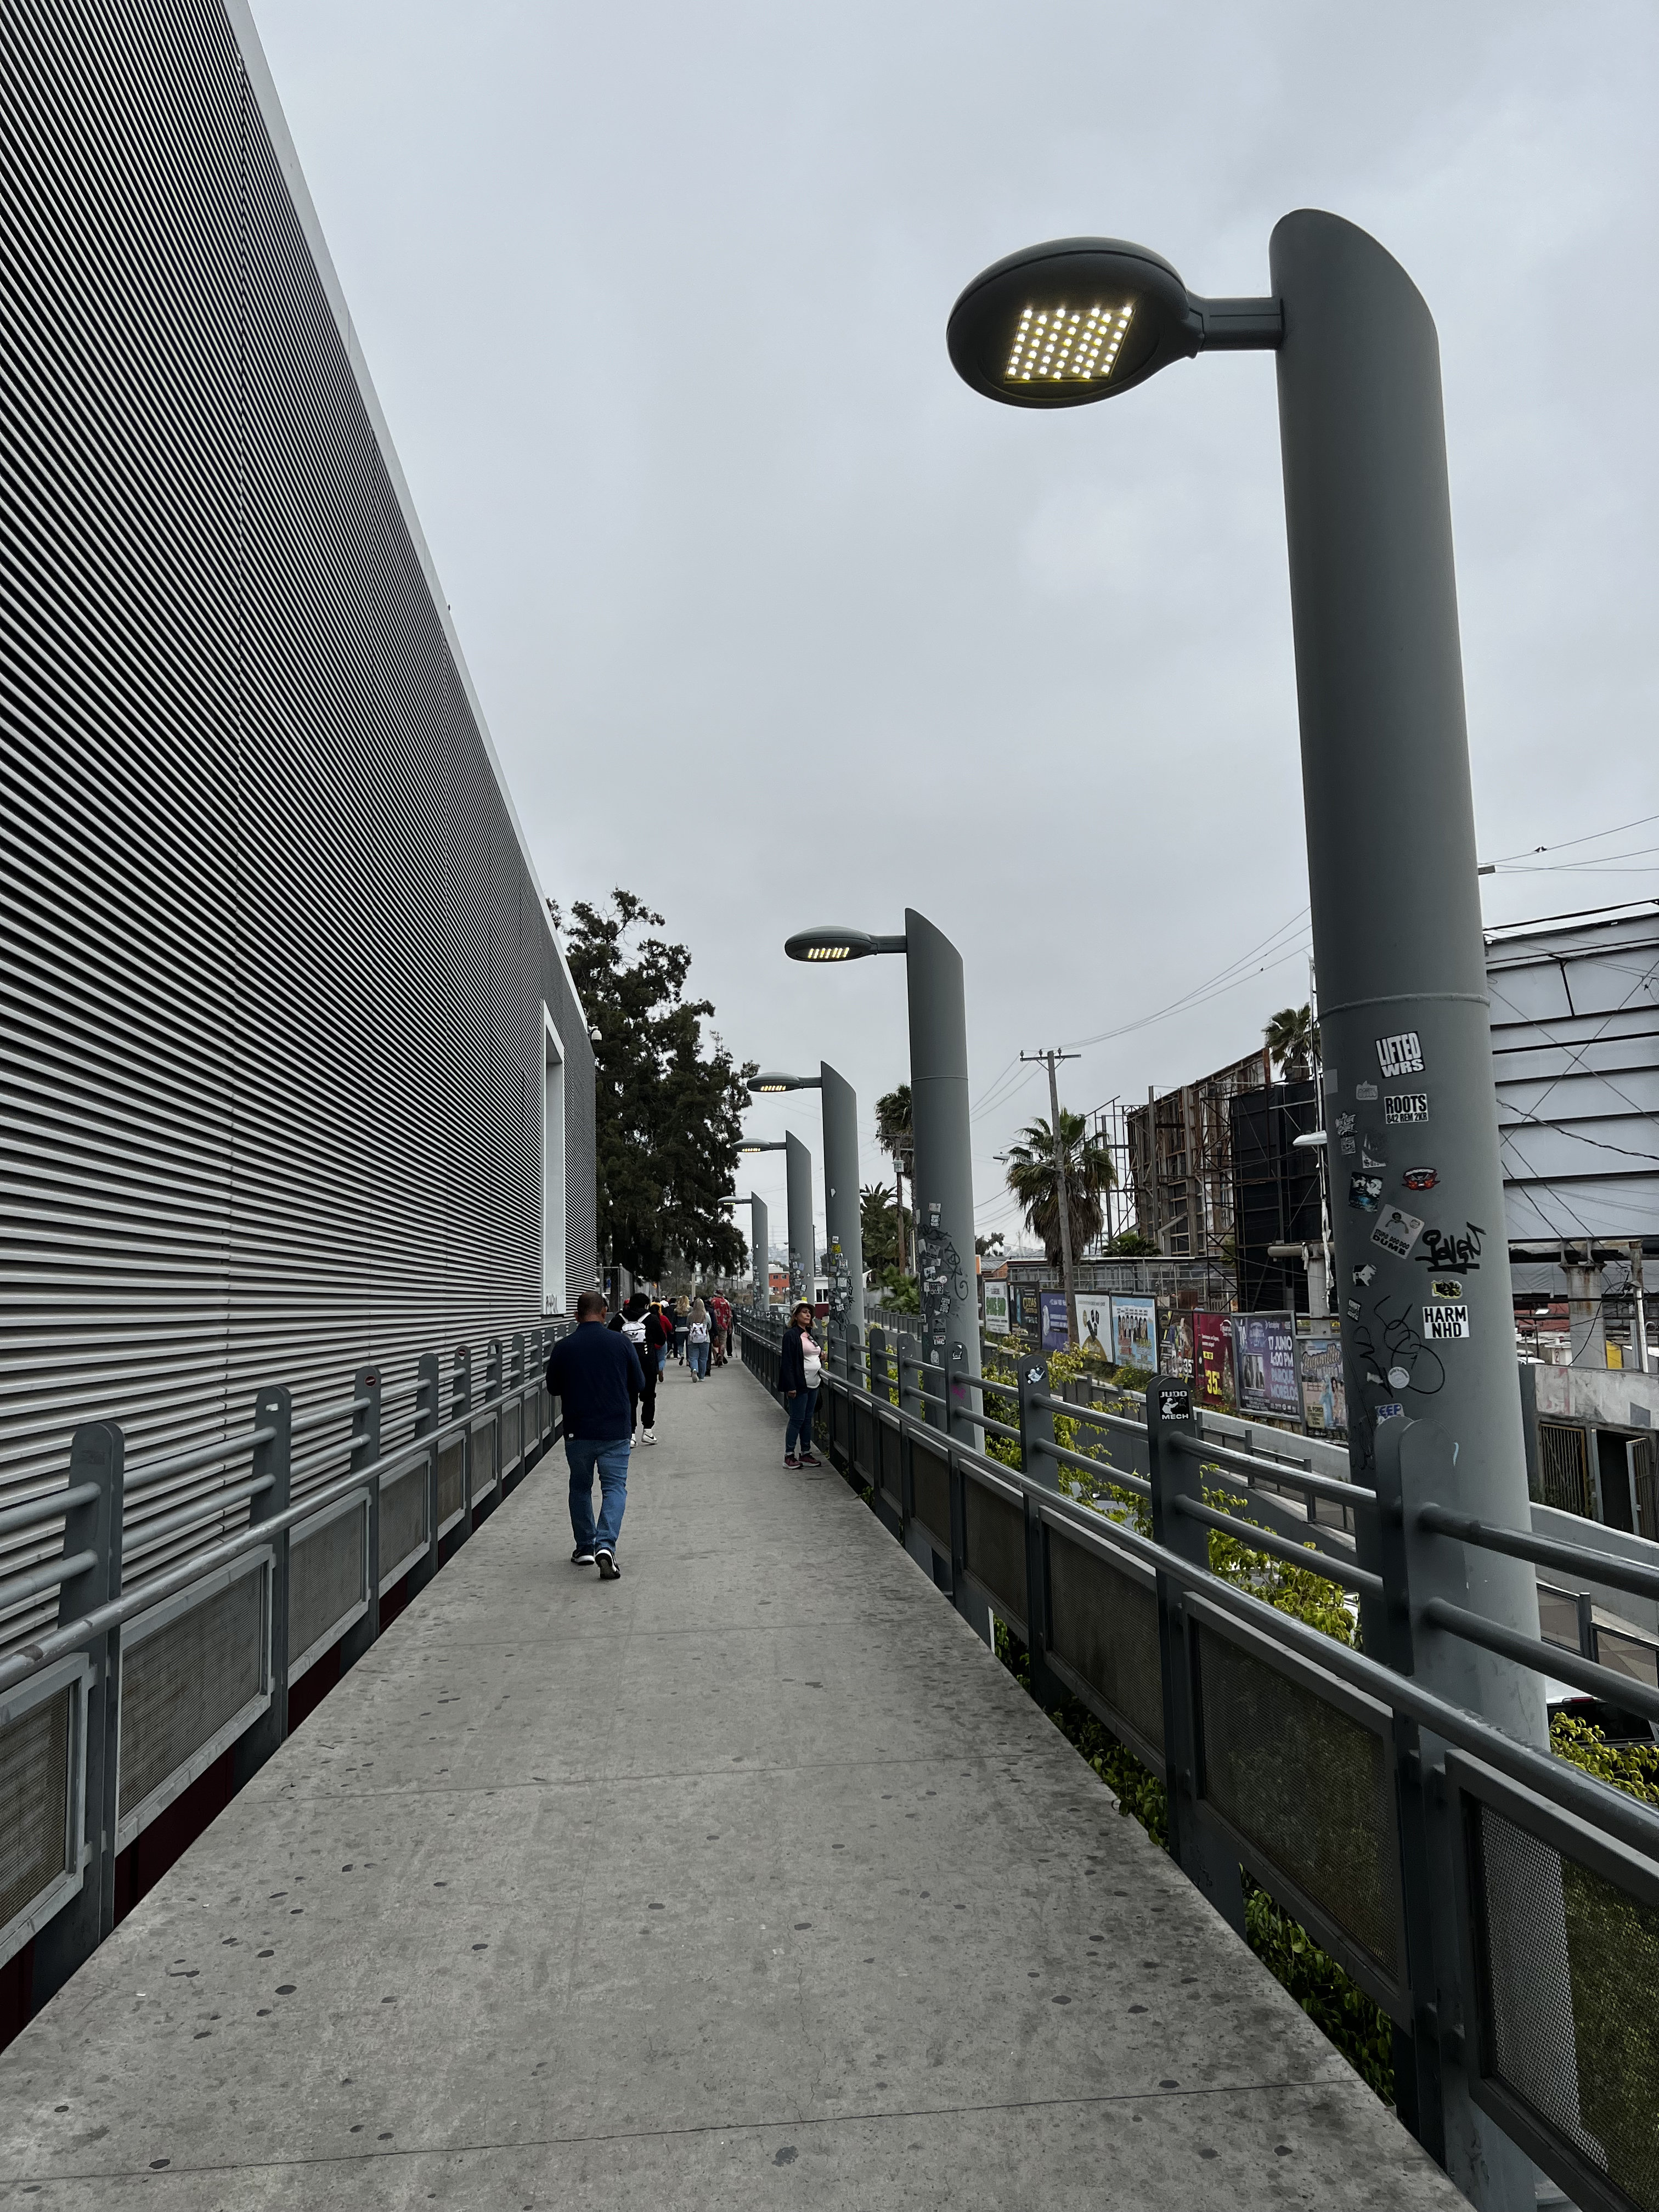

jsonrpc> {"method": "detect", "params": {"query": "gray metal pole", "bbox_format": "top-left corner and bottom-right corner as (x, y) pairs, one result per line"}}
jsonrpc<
(751, 1193), (769, 1308)
(904, 907), (981, 1442)
(820, 1060), (865, 1332)
(1273, 208), (1542, 2209)
(785, 1131), (814, 1308)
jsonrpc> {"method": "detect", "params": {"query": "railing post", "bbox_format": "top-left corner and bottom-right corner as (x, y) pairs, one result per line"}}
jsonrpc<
(1016, 1354), (1064, 1705)
(453, 1345), (473, 1526)
(341, 1365), (381, 1669)
(897, 1331), (934, 1577)
(232, 1386), (291, 1789)
(412, 1351), (441, 1592)
(487, 1337), (503, 1403)
(945, 1339), (991, 1647)
(511, 1331), (524, 1393)
(31, 1421), (123, 2007)
(1146, 1374), (1245, 1933)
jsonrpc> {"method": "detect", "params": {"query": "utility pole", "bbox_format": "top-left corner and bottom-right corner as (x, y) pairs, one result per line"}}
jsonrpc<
(1022, 1048), (1081, 1343)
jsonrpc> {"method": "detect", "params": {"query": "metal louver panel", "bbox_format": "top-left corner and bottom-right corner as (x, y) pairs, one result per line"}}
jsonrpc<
(0, 0), (595, 1627)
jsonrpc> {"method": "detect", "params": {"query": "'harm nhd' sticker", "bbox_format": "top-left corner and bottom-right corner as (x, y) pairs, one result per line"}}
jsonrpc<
(1423, 1304), (1470, 1341)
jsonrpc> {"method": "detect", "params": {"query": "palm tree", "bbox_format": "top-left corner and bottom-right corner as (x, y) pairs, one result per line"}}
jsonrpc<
(1003, 1111), (1114, 1269)
(1265, 1004), (1318, 1082)
(874, 1085), (913, 1273)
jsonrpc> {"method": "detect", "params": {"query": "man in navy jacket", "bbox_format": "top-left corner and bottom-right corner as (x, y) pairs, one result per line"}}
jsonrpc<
(546, 1289), (645, 1579)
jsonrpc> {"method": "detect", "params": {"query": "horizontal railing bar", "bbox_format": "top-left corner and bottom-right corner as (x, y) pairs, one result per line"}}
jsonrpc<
(126, 1427), (274, 1496)
(1029, 1435), (1152, 1495)
(1422, 1596), (1659, 1724)
(977, 1413), (1022, 1445)
(290, 1395), (364, 1439)
(122, 1474), (276, 1564)
(1417, 1505), (1659, 1605)
(1027, 1392), (1147, 1439)
(0, 1550), (98, 1616)
(1172, 1496), (1383, 1599)
(1172, 1429), (1373, 1507)
(0, 1482), (100, 1539)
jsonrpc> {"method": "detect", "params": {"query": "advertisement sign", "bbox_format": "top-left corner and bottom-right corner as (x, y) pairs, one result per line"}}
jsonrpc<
(1074, 1291), (1112, 1359)
(1297, 1328), (1347, 1435)
(983, 1281), (1010, 1336)
(1193, 1311), (1237, 1414)
(1110, 1294), (1158, 1372)
(1158, 1306), (1195, 1380)
(1040, 1291), (1070, 1351)
(1232, 1312), (1300, 1421)
(1014, 1286), (1042, 1339)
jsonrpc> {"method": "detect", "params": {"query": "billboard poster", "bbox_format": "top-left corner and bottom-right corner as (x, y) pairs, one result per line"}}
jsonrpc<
(1110, 1294), (1158, 1371)
(1232, 1312), (1300, 1421)
(1074, 1291), (1112, 1360)
(983, 1281), (1011, 1336)
(1297, 1328), (1347, 1436)
(1014, 1285), (1042, 1339)
(1040, 1291), (1070, 1351)
(1193, 1311), (1237, 1413)
(1158, 1305), (1195, 1380)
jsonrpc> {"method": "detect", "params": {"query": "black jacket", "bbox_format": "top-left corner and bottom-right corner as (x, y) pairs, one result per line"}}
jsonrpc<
(778, 1325), (816, 1395)
(546, 1323), (645, 1441)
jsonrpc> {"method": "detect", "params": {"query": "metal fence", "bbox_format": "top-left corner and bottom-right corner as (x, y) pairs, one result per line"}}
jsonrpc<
(0, 1321), (566, 2019)
(737, 1306), (1659, 2212)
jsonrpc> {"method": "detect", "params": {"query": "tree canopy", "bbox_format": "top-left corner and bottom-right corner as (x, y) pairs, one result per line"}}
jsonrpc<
(556, 890), (754, 1281)
(1003, 1110), (1115, 1268)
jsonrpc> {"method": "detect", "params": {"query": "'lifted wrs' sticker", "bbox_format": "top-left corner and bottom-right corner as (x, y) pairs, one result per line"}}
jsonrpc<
(1385, 1093), (1430, 1125)
(1371, 1204), (1425, 1259)
(1376, 1031), (1425, 1078)
(1423, 1303), (1470, 1340)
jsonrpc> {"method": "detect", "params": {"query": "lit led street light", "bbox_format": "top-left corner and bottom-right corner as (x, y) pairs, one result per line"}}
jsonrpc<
(787, 910), (978, 1441)
(951, 210), (1536, 2196)
(747, 1066), (865, 1329)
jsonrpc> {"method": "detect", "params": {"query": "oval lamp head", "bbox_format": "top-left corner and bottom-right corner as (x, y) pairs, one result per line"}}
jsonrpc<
(785, 926), (873, 963)
(947, 237), (1199, 409)
(749, 1072), (805, 1093)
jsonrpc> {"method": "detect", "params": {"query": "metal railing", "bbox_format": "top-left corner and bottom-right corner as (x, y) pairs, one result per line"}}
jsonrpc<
(0, 1322), (568, 2016)
(736, 1304), (1659, 2212)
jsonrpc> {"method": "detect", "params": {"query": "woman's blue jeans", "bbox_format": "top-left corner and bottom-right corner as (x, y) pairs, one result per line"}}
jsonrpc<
(688, 1340), (710, 1377)
(785, 1387), (817, 1457)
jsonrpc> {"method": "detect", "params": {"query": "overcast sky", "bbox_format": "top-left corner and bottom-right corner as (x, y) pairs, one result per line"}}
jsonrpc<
(253, 0), (1659, 1254)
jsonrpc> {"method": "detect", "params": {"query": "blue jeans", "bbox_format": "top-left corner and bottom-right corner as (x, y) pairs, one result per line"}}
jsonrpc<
(688, 1339), (709, 1377)
(785, 1387), (817, 1457)
(566, 1435), (629, 1554)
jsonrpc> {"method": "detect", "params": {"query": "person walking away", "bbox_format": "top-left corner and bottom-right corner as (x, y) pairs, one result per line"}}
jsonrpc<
(546, 1289), (642, 1578)
(687, 1298), (711, 1380)
(617, 1293), (658, 1443)
(672, 1296), (690, 1364)
(641, 1300), (670, 1440)
(778, 1301), (823, 1468)
(650, 1299), (670, 1384)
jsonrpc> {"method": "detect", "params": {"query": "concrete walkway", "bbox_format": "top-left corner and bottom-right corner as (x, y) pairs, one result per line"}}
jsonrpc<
(0, 1357), (1463, 2208)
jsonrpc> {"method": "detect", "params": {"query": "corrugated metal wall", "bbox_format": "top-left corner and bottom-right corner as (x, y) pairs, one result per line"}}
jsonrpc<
(0, 0), (595, 1574)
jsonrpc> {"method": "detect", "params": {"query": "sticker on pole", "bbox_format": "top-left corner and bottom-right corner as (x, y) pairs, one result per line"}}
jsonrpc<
(1429, 1277), (1464, 1300)
(1402, 1166), (1438, 1192)
(1376, 1031), (1425, 1079)
(1385, 1093), (1430, 1126)
(1370, 1204), (1425, 1259)
(1376, 1401), (1404, 1423)
(1348, 1173), (1383, 1213)
(1423, 1303), (1470, 1340)
(1335, 1113), (1355, 1137)
(1356, 1082), (1378, 1102)
(1157, 1383), (1191, 1424)
(1351, 1262), (1376, 1287)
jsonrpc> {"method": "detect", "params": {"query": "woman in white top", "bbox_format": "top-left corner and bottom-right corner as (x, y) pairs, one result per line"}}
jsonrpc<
(780, 1301), (823, 1466)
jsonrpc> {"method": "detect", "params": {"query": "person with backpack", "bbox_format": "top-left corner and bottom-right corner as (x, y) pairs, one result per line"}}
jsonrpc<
(687, 1297), (711, 1380)
(778, 1301), (822, 1468)
(612, 1291), (663, 1444)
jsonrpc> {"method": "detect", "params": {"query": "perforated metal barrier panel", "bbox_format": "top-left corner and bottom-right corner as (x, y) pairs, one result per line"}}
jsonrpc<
(289, 1505), (365, 1677)
(878, 1419), (903, 1511)
(910, 1437), (950, 1554)
(379, 1465), (428, 1587)
(120, 1570), (266, 1832)
(1465, 1781), (1659, 2212)
(471, 1418), (498, 1500)
(1195, 1618), (1402, 2000)
(502, 1400), (522, 1476)
(1046, 1529), (1165, 1770)
(962, 1478), (1026, 1624)
(0, 1691), (72, 1934)
(436, 1440), (466, 1532)
(853, 1403), (877, 1486)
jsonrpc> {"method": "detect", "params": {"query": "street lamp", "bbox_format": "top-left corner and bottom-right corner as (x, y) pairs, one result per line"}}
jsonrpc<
(747, 1069), (865, 1330)
(721, 1189), (771, 1308)
(950, 211), (1538, 2193)
(786, 912), (979, 1441)
(740, 1135), (815, 1309)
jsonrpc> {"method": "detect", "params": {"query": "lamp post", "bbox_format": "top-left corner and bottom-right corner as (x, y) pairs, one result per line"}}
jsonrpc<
(949, 213), (1538, 2202)
(742, 1136), (815, 1311)
(784, 913), (979, 1441)
(749, 1067), (865, 1330)
(737, 1142), (786, 1310)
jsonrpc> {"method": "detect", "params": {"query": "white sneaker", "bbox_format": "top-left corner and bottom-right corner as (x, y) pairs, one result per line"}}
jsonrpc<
(642, 1427), (656, 1445)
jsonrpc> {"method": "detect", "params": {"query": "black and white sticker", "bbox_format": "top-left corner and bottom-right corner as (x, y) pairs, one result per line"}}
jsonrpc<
(1371, 1204), (1425, 1259)
(1429, 1277), (1464, 1300)
(1335, 1113), (1355, 1137)
(1385, 1093), (1430, 1125)
(1376, 1031), (1425, 1079)
(1356, 1081), (1378, 1101)
(1423, 1304), (1470, 1340)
